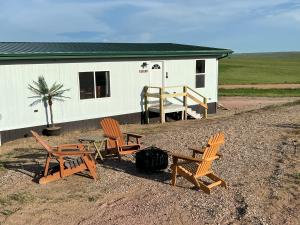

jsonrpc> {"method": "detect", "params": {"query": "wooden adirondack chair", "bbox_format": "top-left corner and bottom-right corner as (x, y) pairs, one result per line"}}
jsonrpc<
(31, 130), (97, 184)
(171, 132), (226, 194)
(100, 118), (143, 160)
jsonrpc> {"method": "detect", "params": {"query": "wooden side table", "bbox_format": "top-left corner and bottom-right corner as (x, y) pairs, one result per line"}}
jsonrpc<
(78, 137), (107, 162)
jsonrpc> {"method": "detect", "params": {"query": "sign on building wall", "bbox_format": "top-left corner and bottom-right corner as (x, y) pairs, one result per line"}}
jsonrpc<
(139, 62), (149, 73)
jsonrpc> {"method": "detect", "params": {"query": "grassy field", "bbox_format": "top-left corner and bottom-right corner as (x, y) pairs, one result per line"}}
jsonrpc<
(219, 52), (300, 84)
(219, 88), (300, 97)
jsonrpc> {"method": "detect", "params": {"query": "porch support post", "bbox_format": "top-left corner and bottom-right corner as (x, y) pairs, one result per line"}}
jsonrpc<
(159, 87), (165, 123)
(204, 97), (208, 118)
(144, 86), (149, 124)
(183, 86), (188, 120)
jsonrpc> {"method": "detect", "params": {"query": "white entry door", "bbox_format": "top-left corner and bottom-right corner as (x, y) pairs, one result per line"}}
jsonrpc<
(149, 61), (164, 87)
(148, 61), (164, 106)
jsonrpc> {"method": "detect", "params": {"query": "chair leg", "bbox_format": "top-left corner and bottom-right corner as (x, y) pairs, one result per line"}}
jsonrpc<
(82, 156), (97, 180)
(39, 172), (62, 184)
(117, 154), (122, 161)
(43, 155), (51, 177)
(207, 173), (227, 188)
(171, 165), (177, 186)
(192, 177), (211, 194)
(58, 157), (65, 178)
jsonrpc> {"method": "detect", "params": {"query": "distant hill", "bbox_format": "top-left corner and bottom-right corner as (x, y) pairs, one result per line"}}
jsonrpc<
(219, 52), (300, 84)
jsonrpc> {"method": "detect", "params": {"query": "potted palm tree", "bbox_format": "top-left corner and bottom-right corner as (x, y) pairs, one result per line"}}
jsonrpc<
(28, 76), (70, 136)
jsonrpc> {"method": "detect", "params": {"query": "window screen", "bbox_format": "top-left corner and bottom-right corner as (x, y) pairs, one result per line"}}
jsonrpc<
(79, 72), (95, 99)
(195, 60), (205, 88)
(95, 71), (110, 98)
(196, 74), (205, 88)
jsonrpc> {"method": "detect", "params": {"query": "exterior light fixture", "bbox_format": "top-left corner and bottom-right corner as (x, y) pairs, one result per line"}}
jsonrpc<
(141, 62), (148, 68)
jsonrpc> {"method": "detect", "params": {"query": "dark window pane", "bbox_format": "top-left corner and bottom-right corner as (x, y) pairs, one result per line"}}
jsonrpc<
(79, 72), (95, 99)
(95, 71), (110, 98)
(196, 60), (205, 73)
(196, 74), (205, 88)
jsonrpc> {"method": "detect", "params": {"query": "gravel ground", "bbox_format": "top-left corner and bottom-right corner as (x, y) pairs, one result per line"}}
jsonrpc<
(0, 100), (299, 225)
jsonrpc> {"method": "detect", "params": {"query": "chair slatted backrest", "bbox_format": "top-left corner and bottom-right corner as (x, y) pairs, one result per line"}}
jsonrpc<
(196, 132), (225, 176)
(30, 130), (53, 153)
(100, 118), (125, 148)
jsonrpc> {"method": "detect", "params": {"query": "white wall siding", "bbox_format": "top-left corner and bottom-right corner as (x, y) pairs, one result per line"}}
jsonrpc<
(0, 58), (218, 131)
(164, 58), (218, 104)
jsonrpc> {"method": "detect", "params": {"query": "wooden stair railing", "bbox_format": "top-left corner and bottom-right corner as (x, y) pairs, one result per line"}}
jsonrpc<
(185, 86), (208, 118)
(144, 85), (208, 123)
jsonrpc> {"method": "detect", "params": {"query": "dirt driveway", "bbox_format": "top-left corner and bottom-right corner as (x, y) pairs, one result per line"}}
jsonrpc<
(218, 96), (300, 112)
(219, 83), (300, 89)
(0, 98), (299, 225)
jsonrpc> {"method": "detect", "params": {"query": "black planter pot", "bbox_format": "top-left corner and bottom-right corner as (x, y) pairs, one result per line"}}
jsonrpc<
(42, 127), (62, 136)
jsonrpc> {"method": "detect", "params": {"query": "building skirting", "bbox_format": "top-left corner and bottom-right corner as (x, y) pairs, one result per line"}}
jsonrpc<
(0, 102), (216, 145)
(189, 102), (217, 114)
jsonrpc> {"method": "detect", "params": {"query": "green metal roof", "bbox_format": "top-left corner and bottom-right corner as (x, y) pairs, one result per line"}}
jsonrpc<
(0, 42), (233, 61)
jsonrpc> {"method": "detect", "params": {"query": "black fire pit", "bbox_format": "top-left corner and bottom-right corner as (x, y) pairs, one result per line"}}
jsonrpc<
(136, 146), (168, 172)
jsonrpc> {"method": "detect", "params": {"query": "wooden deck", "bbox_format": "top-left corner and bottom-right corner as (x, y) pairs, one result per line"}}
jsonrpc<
(149, 104), (185, 113)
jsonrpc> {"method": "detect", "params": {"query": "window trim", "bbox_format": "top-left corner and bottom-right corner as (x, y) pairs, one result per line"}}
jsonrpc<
(78, 70), (111, 100)
(195, 60), (206, 88)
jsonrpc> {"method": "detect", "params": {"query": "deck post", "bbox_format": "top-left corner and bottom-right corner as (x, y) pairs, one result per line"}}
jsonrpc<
(159, 87), (165, 123)
(144, 86), (149, 124)
(204, 97), (208, 118)
(183, 86), (188, 120)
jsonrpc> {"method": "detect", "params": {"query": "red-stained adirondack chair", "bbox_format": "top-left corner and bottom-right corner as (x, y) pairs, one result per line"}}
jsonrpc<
(31, 130), (97, 184)
(171, 132), (226, 194)
(100, 118), (143, 160)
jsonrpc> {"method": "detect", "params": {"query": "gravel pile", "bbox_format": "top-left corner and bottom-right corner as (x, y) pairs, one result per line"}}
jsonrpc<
(80, 103), (300, 225)
(0, 102), (299, 225)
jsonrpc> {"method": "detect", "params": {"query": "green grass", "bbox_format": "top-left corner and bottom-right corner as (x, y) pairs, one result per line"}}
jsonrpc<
(1, 209), (15, 216)
(0, 192), (34, 206)
(219, 88), (300, 97)
(219, 52), (300, 84)
(88, 196), (97, 202)
(292, 173), (300, 180)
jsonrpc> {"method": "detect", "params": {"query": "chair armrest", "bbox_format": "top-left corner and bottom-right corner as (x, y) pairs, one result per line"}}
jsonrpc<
(188, 147), (205, 154)
(124, 133), (143, 145)
(124, 133), (143, 138)
(217, 152), (223, 158)
(188, 147), (223, 158)
(53, 151), (94, 156)
(56, 144), (85, 150)
(171, 153), (202, 162)
(103, 134), (121, 149)
(205, 155), (220, 161)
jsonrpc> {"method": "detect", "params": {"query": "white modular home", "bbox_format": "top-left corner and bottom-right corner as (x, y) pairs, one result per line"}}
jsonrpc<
(0, 42), (232, 145)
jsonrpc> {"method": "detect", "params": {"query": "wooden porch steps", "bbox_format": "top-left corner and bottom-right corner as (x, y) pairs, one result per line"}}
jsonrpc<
(186, 108), (202, 119)
(144, 85), (208, 124)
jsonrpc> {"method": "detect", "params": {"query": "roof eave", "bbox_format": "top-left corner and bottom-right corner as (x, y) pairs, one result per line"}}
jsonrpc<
(0, 50), (233, 61)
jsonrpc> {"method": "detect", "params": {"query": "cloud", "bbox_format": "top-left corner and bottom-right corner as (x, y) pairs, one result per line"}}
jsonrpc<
(58, 31), (106, 41)
(0, 0), (299, 52)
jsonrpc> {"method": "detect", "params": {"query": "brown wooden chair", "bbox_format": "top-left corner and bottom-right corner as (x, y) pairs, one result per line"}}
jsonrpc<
(31, 130), (97, 184)
(171, 132), (226, 194)
(100, 118), (143, 160)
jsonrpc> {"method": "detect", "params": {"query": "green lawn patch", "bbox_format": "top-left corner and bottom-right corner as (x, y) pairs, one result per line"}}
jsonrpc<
(219, 88), (300, 97)
(219, 52), (300, 84)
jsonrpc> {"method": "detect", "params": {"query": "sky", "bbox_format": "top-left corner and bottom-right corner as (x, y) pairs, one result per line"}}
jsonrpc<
(0, 0), (299, 53)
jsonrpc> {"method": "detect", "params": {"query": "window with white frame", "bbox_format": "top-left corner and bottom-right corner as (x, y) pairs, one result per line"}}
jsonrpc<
(79, 71), (110, 99)
(195, 60), (205, 88)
